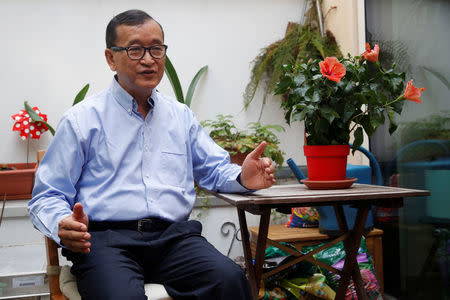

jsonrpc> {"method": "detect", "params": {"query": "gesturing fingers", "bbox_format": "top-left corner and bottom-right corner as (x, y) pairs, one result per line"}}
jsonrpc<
(247, 141), (267, 160)
(58, 227), (90, 241)
(60, 237), (91, 253)
(58, 215), (91, 253)
(59, 217), (88, 232)
(58, 228), (91, 253)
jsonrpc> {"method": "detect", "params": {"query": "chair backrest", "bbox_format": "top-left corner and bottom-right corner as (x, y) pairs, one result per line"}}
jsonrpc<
(46, 237), (67, 300)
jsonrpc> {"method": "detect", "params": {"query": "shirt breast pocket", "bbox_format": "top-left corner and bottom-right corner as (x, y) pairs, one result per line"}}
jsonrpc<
(160, 151), (187, 188)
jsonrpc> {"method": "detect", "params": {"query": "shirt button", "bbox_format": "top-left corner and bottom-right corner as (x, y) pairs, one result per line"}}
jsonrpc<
(128, 108), (132, 114)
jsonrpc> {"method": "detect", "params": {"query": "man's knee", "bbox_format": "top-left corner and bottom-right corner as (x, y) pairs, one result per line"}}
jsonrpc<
(217, 258), (247, 285)
(208, 257), (251, 298)
(76, 273), (147, 300)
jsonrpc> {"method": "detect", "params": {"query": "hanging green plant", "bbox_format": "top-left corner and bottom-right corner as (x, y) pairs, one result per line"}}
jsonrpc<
(243, 1), (342, 117)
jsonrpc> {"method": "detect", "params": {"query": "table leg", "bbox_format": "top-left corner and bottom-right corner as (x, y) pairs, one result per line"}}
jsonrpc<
(237, 207), (271, 300)
(253, 209), (271, 290)
(237, 208), (256, 296)
(334, 205), (370, 300)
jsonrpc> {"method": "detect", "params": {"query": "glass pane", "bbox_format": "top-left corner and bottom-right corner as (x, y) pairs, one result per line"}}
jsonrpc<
(366, 0), (450, 298)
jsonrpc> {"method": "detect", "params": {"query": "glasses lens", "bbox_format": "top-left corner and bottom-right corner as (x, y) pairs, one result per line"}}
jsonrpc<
(127, 46), (144, 60)
(150, 45), (166, 59)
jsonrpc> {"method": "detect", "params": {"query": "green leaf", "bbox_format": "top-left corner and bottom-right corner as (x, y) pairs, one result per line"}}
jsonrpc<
(292, 109), (307, 122)
(312, 74), (322, 80)
(369, 109), (385, 130)
(390, 77), (403, 93)
(293, 73), (306, 86)
(389, 120), (398, 135)
(311, 90), (321, 103)
(319, 106), (339, 124)
(72, 84), (89, 106)
(314, 118), (329, 133)
(164, 56), (184, 103)
(24, 101), (55, 136)
(185, 65), (208, 107)
(310, 35), (325, 58)
(387, 109), (398, 134)
(352, 127), (364, 153)
(293, 86), (308, 98)
(274, 76), (292, 94)
(360, 115), (376, 136)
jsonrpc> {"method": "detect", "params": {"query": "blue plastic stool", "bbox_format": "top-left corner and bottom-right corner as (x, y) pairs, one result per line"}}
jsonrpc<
(287, 145), (382, 235)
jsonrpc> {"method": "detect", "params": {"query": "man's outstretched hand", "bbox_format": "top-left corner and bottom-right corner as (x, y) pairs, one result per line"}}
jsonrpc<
(58, 203), (91, 253)
(240, 141), (276, 189)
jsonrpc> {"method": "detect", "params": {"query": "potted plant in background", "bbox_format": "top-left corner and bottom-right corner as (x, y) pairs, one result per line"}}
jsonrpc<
(164, 56), (208, 108)
(201, 114), (285, 167)
(243, 0), (342, 119)
(274, 44), (425, 188)
(1, 84), (89, 199)
(0, 102), (53, 199)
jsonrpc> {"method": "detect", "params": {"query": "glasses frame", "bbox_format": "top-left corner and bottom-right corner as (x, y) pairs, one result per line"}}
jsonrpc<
(110, 44), (168, 60)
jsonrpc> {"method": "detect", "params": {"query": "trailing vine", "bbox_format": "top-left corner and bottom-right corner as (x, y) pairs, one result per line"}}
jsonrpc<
(243, 1), (342, 118)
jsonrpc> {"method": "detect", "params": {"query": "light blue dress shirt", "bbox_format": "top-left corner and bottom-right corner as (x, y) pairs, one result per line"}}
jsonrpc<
(28, 78), (249, 245)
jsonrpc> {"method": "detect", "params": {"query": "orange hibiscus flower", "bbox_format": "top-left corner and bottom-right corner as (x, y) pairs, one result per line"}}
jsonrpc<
(319, 57), (346, 82)
(402, 80), (426, 103)
(363, 43), (379, 63)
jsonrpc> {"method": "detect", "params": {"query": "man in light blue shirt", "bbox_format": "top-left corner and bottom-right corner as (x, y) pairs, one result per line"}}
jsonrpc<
(28, 9), (275, 300)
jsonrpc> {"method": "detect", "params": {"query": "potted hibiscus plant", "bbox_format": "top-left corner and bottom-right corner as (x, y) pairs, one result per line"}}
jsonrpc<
(275, 43), (425, 185)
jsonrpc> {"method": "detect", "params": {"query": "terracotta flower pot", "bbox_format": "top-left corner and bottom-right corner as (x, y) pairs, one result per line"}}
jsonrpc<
(229, 152), (250, 166)
(303, 145), (350, 180)
(0, 162), (38, 199)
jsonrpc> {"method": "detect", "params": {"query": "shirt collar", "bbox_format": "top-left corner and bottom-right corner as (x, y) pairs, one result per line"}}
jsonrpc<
(110, 76), (155, 114)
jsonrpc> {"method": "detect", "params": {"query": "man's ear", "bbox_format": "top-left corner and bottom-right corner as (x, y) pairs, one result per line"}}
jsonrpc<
(105, 49), (116, 71)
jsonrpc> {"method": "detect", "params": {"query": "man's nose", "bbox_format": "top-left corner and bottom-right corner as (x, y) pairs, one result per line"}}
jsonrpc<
(140, 49), (155, 63)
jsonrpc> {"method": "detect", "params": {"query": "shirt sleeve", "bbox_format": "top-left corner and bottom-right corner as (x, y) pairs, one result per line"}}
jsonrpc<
(187, 112), (253, 193)
(28, 112), (84, 245)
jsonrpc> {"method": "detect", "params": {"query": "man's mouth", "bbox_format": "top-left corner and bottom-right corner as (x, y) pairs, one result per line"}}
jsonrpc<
(141, 70), (156, 76)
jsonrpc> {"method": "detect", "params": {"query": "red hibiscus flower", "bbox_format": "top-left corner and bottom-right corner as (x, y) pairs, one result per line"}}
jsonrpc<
(402, 80), (426, 103)
(362, 43), (379, 63)
(11, 107), (49, 140)
(319, 57), (346, 82)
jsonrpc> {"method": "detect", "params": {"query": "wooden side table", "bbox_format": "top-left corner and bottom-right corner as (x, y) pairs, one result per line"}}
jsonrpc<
(213, 183), (429, 300)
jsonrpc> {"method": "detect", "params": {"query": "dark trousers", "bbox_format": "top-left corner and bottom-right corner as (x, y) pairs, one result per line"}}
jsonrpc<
(62, 220), (252, 300)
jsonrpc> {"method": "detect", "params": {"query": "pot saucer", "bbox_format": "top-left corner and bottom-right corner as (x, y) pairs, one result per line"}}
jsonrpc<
(301, 178), (357, 190)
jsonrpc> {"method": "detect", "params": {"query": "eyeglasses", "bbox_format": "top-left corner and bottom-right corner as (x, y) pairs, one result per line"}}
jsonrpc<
(110, 44), (168, 60)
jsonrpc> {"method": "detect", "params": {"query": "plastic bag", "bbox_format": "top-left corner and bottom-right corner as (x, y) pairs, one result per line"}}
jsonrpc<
(280, 273), (335, 300)
(307, 237), (381, 300)
(259, 280), (291, 300)
(286, 207), (319, 228)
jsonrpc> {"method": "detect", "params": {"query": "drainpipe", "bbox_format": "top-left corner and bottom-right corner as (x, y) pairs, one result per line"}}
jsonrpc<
(316, 0), (324, 37)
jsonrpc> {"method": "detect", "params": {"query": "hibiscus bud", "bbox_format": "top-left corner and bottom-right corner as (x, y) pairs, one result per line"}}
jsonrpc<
(363, 43), (380, 63)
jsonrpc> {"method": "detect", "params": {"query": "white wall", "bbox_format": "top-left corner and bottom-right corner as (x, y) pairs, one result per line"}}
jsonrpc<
(1, 0), (306, 166)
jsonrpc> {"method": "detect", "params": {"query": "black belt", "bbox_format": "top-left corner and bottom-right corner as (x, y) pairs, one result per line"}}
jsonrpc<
(89, 218), (173, 232)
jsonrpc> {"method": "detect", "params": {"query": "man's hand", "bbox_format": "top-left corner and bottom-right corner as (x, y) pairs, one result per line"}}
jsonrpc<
(240, 141), (276, 189)
(58, 203), (91, 253)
